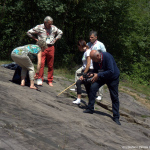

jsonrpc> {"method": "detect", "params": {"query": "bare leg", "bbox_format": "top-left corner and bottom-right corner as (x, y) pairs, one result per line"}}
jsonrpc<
(49, 82), (53, 87)
(77, 94), (81, 99)
(21, 76), (25, 86)
(30, 80), (37, 89)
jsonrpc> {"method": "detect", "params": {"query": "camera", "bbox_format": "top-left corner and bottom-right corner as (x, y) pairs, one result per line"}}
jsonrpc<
(77, 72), (93, 83)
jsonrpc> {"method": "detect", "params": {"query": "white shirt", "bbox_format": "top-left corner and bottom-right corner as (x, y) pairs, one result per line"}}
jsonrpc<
(87, 40), (106, 52)
(82, 49), (93, 70)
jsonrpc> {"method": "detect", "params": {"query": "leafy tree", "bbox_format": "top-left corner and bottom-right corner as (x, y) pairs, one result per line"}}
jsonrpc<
(0, 0), (150, 84)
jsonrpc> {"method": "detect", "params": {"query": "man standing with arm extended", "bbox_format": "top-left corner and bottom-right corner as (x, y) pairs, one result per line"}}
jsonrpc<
(87, 31), (106, 101)
(27, 16), (63, 86)
(83, 50), (121, 125)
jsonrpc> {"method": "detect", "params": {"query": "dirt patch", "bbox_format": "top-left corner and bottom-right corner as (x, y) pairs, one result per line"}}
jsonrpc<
(0, 66), (150, 150)
(120, 87), (150, 110)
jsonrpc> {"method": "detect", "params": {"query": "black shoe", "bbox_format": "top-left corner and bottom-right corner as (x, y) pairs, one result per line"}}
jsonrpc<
(83, 109), (93, 114)
(113, 118), (121, 125)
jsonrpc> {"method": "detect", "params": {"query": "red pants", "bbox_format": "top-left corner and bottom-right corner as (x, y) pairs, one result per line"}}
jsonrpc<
(38, 46), (55, 83)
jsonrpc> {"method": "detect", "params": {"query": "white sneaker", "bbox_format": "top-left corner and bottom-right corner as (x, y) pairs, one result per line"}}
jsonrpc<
(37, 78), (42, 85)
(70, 88), (77, 92)
(73, 99), (81, 104)
(96, 96), (102, 101)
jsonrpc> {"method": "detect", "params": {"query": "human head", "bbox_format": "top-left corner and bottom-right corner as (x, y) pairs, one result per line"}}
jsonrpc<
(89, 30), (98, 44)
(90, 50), (101, 62)
(36, 40), (47, 51)
(44, 16), (53, 29)
(77, 39), (89, 52)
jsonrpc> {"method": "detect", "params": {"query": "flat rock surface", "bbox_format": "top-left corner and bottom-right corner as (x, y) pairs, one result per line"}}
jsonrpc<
(0, 66), (150, 150)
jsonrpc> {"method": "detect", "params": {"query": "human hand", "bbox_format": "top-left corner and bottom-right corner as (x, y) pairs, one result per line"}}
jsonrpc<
(79, 76), (83, 80)
(34, 73), (39, 79)
(88, 73), (94, 78)
(91, 73), (98, 83)
(51, 39), (56, 44)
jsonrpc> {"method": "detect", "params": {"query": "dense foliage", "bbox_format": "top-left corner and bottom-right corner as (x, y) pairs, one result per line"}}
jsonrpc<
(0, 0), (150, 85)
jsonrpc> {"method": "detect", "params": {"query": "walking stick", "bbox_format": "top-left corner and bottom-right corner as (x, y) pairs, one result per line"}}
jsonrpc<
(57, 82), (76, 97)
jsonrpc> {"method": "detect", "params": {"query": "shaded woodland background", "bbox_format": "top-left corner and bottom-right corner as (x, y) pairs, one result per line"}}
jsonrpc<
(0, 0), (150, 85)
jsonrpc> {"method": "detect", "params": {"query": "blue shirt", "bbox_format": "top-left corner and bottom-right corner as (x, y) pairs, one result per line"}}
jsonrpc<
(93, 52), (120, 81)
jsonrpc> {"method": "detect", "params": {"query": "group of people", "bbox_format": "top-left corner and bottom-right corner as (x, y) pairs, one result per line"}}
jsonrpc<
(11, 16), (63, 89)
(71, 31), (106, 104)
(11, 16), (121, 125)
(71, 31), (121, 125)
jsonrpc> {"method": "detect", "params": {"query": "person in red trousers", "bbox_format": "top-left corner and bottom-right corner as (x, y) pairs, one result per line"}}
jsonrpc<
(27, 16), (63, 86)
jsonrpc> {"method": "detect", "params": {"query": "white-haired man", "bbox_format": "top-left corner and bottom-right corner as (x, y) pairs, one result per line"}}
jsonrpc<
(27, 16), (63, 86)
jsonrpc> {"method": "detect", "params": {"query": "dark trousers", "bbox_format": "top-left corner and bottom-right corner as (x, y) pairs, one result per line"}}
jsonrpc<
(87, 77), (120, 119)
(76, 69), (94, 95)
(76, 80), (91, 95)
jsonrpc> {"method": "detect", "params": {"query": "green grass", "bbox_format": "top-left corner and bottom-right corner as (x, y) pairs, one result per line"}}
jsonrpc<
(120, 80), (150, 98)
(0, 60), (13, 65)
(1, 60), (150, 99)
(0, 60), (74, 80)
(53, 68), (74, 81)
(141, 115), (150, 118)
(34, 64), (74, 81)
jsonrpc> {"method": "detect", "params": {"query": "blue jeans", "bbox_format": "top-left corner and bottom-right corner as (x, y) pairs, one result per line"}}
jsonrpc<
(87, 77), (120, 119)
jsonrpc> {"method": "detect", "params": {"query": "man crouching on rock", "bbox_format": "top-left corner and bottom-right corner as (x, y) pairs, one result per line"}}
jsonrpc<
(83, 50), (121, 125)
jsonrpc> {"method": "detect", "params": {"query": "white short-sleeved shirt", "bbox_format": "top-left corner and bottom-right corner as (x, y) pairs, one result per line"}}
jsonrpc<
(87, 40), (106, 52)
(82, 49), (93, 70)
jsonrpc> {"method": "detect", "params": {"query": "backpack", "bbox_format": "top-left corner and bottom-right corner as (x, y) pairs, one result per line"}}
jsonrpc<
(12, 65), (30, 85)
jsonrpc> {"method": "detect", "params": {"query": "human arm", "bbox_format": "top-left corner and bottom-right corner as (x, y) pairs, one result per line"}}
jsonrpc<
(83, 56), (91, 74)
(52, 27), (63, 44)
(80, 50), (91, 80)
(97, 55), (114, 79)
(34, 51), (41, 79)
(91, 73), (99, 83)
(88, 53), (115, 83)
(27, 25), (40, 42)
(89, 53), (114, 82)
(100, 43), (106, 52)
(96, 42), (106, 52)
(96, 52), (120, 81)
